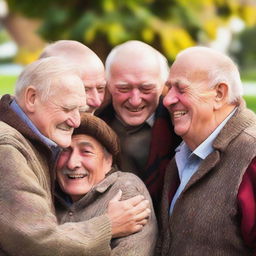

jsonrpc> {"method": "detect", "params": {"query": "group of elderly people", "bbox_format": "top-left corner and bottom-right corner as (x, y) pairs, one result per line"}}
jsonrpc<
(0, 39), (255, 256)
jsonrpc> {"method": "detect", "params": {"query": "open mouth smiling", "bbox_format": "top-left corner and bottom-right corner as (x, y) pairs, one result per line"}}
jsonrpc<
(126, 106), (145, 112)
(66, 173), (88, 179)
(173, 110), (187, 118)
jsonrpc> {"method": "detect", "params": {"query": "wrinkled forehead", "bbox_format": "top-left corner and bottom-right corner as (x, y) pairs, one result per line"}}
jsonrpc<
(71, 134), (104, 151)
(50, 74), (86, 105)
(52, 74), (84, 92)
(169, 55), (211, 83)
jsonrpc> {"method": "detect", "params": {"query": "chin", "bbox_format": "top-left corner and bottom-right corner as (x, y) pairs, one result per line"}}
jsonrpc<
(55, 137), (71, 148)
(124, 115), (147, 126)
(174, 127), (185, 137)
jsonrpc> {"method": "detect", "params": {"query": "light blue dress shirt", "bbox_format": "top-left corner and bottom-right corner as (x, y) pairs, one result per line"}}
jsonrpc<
(169, 108), (237, 214)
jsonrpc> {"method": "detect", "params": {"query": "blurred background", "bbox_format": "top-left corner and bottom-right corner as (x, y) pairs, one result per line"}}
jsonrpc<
(0, 0), (255, 111)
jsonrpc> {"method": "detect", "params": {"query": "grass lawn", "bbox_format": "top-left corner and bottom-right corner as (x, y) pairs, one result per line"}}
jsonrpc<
(0, 74), (255, 112)
(0, 75), (17, 95)
(243, 95), (256, 113)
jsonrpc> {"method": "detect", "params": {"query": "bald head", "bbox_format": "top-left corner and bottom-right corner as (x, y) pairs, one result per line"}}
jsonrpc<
(173, 46), (243, 104)
(41, 40), (94, 59)
(40, 40), (106, 113)
(106, 40), (169, 83)
(105, 40), (169, 126)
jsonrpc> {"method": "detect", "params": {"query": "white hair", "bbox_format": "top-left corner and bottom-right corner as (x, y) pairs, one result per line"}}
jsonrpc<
(15, 56), (81, 102)
(177, 46), (243, 104)
(105, 40), (169, 84)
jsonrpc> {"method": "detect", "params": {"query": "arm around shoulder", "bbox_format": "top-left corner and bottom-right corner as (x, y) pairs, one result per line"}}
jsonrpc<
(0, 144), (112, 256)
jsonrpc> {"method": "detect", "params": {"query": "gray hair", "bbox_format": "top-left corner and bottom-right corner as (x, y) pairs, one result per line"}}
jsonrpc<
(177, 46), (243, 104)
(105, 40), (169, 84)
(15, 56), (81, 102)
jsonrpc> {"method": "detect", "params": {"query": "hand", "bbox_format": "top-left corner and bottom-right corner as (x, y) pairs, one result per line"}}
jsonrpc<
(107, 190), (150, 238)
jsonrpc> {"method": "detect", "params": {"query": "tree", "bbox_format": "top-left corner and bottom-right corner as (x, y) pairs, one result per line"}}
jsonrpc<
(4, 0), (256, 62)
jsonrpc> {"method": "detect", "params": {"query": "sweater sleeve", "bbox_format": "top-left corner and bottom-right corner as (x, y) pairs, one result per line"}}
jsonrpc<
(110, 173), (158, 256)
(0, 144), (112, 256)
(237, 157), (256, 254)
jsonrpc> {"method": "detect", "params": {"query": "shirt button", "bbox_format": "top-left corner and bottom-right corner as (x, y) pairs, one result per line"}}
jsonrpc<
(68, 211), (73, 217)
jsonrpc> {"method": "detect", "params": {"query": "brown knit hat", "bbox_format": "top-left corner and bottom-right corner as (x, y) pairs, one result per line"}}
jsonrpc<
(73, 114), (120, 160)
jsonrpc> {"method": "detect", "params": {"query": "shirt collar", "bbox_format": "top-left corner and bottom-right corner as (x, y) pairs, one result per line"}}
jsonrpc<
(115, 112), (155, 128)
(193, 107), (238, 159)
(10, 99), (59, 152)
(146, 113), (155, 127)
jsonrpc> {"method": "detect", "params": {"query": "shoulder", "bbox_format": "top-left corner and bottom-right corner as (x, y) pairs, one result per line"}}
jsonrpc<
(0, 121), (39, 162)
(0, 121), (25, 145)
(114, 171), (152, 199)
(116, 171), (146, 186)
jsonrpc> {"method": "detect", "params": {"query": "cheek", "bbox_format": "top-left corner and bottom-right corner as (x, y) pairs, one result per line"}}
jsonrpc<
(57, 153), (69, 169)
(112, 92), (129, 105)
(99, 92), (105, 101)
(146, 93), (160, 106)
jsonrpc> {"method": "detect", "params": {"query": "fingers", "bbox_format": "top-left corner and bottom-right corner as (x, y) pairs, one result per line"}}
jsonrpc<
(131, 217), (149, 233)
(110, 189), (122, 202)
(133, 208), (151, 222)
(123, 194), (145, 207)
(131, 198), (150, 215)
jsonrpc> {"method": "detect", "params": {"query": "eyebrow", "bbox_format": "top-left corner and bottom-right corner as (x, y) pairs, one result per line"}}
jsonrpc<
(78, 141), (95, 149)
(84, 82), (107, 88)
(116, 82), (156, 87)
(166, 79), (189, 87)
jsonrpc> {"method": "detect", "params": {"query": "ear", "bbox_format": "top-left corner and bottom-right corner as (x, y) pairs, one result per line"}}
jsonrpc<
(213, 83), (228, 110)
(104, 154), (113, 175)
(24, 86), (37, 113)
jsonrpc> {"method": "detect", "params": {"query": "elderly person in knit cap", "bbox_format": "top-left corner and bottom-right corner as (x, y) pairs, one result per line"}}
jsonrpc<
(55, 114), (158, 255)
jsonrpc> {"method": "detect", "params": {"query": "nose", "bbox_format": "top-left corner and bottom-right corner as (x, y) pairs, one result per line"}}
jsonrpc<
(87, 89), (102, 108)
(163, 87), (179, 108)
(128, 89), (142, 106)
(67, 150), (82, 170)
(67, 108), (81, 128)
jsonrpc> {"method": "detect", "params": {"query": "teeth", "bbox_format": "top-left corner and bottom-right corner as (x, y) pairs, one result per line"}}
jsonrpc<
(173, 111), (187, 118)
(128, 107), (144, 112)
(67, 174), (87, 179)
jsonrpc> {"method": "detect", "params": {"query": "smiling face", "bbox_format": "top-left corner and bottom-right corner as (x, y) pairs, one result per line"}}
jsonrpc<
(31, 74), (87, 148)
(56, 134), (112, 202)
(107, 51), (164, 126)
(163, 53), (218, 150)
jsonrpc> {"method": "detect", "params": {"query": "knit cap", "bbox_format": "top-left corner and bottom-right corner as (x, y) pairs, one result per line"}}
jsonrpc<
(73, 114), (120, 160)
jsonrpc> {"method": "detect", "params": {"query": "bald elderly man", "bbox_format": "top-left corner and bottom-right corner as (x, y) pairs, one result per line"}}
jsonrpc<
(156, 46), (256, 255)
(40, 40), (106, 113)
(98, 40), (181, 214)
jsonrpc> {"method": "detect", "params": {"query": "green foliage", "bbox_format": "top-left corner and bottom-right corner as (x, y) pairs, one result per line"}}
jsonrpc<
(240, 66), (256, 82)
(0, 29), (11, 44)
(232, 27), (256, 69)
(5, 0), (256, 60)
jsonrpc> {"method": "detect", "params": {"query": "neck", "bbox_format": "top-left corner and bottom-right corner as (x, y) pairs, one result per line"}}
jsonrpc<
(185, 104), (236, 151)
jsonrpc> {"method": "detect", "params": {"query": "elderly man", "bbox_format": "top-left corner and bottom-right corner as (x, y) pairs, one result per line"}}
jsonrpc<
(0, 56), (150, 256)
(156, 46), (256, 255)
(98, 40), (181, 213)
(40, 40), (106, 113)
(55, 114), (158, 255)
